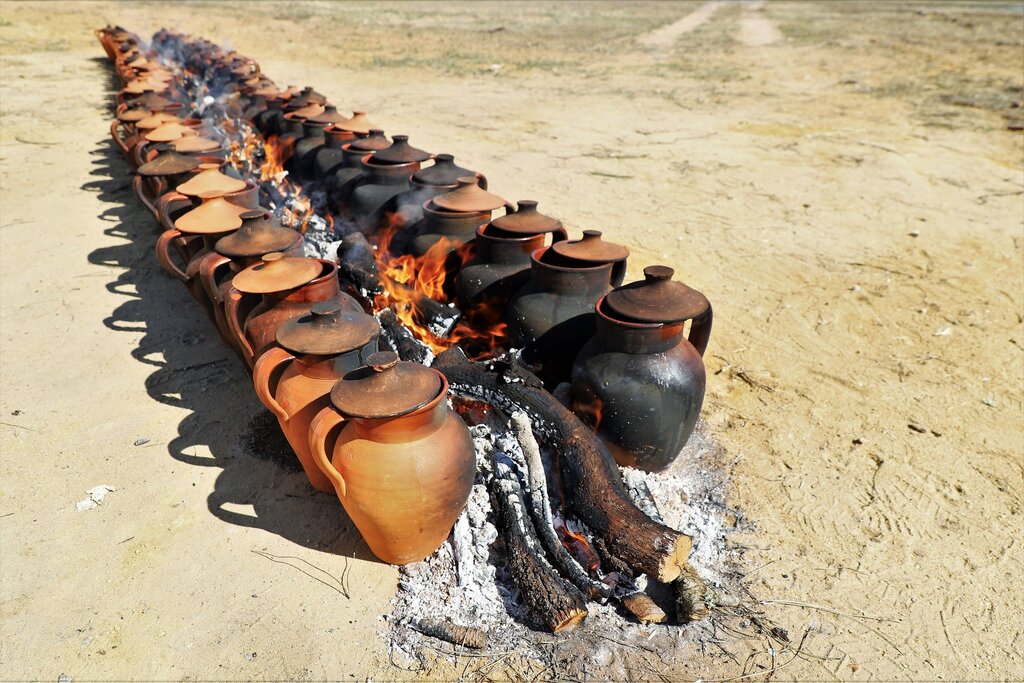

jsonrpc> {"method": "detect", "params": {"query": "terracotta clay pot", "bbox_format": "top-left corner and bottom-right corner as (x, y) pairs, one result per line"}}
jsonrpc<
(570, 267), (712, 472)
(387, 154), (487, 235)
(225, 254), (363, 368)
(454, 201), (568, 312)
(198, 211), (305, 347)
(507, 235), (629, 387)
(252, 302), (380, 492)
(329, 130), (391, 210)
(308, 351), (475, 564)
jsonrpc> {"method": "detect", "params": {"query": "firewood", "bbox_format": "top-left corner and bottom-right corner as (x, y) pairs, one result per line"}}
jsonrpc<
(675, 564), (711, 623)
(492, 453), (588, 633)
(336, 232), (383, 298)
(412, 618), (487, 650)
(434, 349), (693, 584)
(376, 308), (432, 364)
(621, 592), (667, 624)
(509, 411), (613, 600)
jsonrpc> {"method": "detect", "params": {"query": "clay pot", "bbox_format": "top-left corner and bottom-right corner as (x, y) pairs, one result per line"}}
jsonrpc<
(312, 125), (357, 180)
(406, 177), (513, 257)
(333, 111), (379, 135)
(158, 178), (258, 232)
(328, 130), (392, 208)
(454, 201), (568, 311)
(507, 237), (629, 387)
(132, 148), (203, 222)
(308, 351), (475, 564)
(198, 211), (305, 346)
(570, 266), (712, 472)
(388, 154), (487, 232)
(348, 135), (432, 232)
(252, 302), (380, 493)
(225, 254), (363, 368)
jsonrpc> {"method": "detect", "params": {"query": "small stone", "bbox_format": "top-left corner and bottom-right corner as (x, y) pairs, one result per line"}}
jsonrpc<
(133, 438), (150, 447)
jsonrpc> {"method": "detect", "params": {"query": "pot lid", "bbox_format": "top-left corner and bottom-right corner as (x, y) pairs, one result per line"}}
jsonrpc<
(133, 92), (177, 111)
(489, 200), (563, 235)
(122, 79), (169, 94)
(605, 266), (709, 324)
(329, 351), (441, 419)
(137, 148), (200, 176)
(118, 106), (151, 123)
(335, 111), (378, 134)
(171, 135), (222, 153)
(175, 163), (247, 197)
(279, 85), (303, 99)
(145, 121), (193, 142)
(349, 129), (390, 152)
(215, 212), (302, 258)
(551, 230), (629, 264)
(432, 176), (507, 213)
(287, 87), (327, 109)
(136, 111), (180, 130)
(372, 135), (432, 164)
(307, 105), (349, 125)
(252, 85), (280, 97)
(231, 252), (322, 294)
(276, 301), (380, 356)
(290, 102), (325, 119)
(412, 154), (473, 187)
(174, 195), (248, 234)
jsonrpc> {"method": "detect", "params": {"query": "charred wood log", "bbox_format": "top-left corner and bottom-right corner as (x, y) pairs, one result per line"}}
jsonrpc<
(376, 308), (432, 365)
(412, 618), (487, 650)
(336, 232), (383, 298)
(621, 592), (667, 624)
(434, 349), (694, 584)
(510, 411), (612, 600)
(492, 452), (588, 633)
(387, 280), (461, 338)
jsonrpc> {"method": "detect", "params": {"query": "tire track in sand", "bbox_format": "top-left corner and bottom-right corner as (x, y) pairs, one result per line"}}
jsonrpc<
(637, 1), (724, 49)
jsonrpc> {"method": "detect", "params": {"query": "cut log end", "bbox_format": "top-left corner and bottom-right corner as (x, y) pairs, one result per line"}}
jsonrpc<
(552, 608), (589, 633)
(621, 592), (667, 624)
(676, 564), (711, 623)
(655, 532), (694, 584)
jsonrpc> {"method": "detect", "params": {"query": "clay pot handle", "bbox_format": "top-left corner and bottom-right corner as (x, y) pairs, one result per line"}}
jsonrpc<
(158, 191), (192, 231)
(110, 119), (132, 157)
(131, 139), (151, 168)
(224, 288), (257, 367)
(476, 172), (488, 191)
(155, 228), (189, 283)
(308, 407), (348, 498)
(252, 346), (296, 422)
(198, 252), (231, 306)
(132, 175), (160, 222)
(550, 227), (569, 244)
(686, 302), (713, 357)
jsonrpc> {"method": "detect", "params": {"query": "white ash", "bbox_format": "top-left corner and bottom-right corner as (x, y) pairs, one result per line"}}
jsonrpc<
(384, 418), (744, 670)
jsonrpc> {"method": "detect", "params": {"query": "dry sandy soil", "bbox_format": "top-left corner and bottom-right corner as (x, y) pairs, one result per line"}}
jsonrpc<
(1, 1), (1022, 680)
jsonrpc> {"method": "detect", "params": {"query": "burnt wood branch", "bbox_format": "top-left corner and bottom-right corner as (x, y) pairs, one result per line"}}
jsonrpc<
(386, 279), (461, 338)
(491, 453), (588, 634)
(434, 349), (693, 583)
(509, 411), (613, 601)
(591, 536), (665, 623)
(376, 308), (432, 364)
(336, 232), (383, 299)
(621, 592), (667, 624)
(412, 618), (487, 650)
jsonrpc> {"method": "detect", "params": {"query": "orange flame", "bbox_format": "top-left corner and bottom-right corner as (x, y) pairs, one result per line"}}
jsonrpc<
(556, 520), (602, 574)
(371, 222), (509, 359)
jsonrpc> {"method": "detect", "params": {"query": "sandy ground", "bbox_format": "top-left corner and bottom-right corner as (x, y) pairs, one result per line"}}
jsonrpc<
(1, 1), (1022, 680)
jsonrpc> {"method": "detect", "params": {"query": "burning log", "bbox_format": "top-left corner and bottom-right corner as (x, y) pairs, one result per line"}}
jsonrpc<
(412, 618), (487, 650)
(492, 452), (588, 633)
(434, 349), (696, 585)
(509, 412), (612, 601)
(376, 308), (432, 365)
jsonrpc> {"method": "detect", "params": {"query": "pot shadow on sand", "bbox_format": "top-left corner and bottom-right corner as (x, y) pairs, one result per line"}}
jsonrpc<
(82, 120), (378, 563)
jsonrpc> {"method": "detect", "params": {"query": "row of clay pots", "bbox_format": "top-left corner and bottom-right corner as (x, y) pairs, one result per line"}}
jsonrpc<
(99, 24), (715, 477)
(96, 26), (476, 565)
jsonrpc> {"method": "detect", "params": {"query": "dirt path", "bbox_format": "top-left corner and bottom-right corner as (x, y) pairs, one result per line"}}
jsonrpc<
(638, 1), (723, 48)
(2, 1), (1022, 680)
